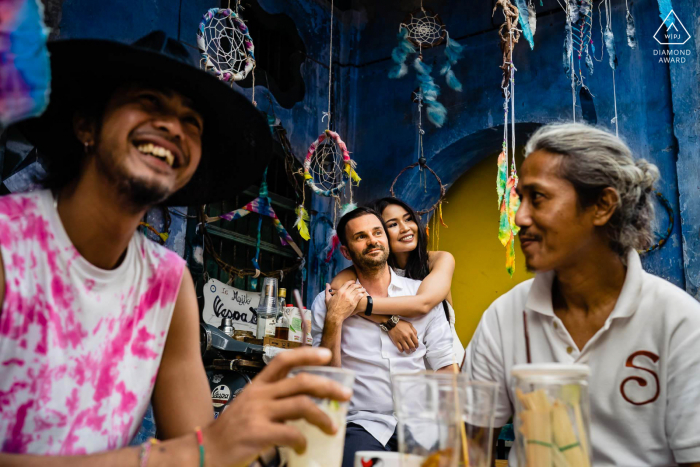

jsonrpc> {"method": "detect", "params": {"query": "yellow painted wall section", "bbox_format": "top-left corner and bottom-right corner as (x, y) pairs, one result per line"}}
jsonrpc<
(435, 151), (533, 346)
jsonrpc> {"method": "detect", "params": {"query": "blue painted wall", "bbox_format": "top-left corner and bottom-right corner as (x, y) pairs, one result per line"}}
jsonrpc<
(55, 0), (698, 301)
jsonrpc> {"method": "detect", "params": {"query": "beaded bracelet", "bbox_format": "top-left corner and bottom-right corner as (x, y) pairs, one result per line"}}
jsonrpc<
(195, 427), (205, 467)
(139, 438), (159, 467)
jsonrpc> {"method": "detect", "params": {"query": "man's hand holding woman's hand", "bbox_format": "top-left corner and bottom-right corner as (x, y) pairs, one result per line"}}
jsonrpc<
(204, 347), (352, 467)
(387, 320), (419, 353)
(325, 280), (367, 323)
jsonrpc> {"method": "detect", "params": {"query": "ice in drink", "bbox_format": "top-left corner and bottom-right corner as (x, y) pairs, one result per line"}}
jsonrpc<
(283, 399), (347, 467)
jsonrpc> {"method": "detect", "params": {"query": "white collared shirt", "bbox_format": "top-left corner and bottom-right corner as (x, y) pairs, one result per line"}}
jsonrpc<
(463, 249), (700, 466)
(311, 268), (455, 445)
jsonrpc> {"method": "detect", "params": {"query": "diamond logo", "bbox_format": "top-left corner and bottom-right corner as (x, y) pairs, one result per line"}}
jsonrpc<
(654, 10), (691, 45)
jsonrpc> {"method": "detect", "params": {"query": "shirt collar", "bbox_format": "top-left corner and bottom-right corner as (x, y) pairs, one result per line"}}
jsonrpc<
(356, 266), (405, 294)
(388, 267), (405, 292)
(525, 249), (644, 321)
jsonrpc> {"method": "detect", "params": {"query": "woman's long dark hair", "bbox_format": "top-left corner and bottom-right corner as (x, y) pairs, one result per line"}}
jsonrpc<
(369, 197), (430, 281)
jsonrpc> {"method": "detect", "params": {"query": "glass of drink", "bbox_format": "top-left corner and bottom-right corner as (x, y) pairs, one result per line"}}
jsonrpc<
(511, 364), (591, 467)
(392, 372), (497, 467)
(282, 366), (356, 467)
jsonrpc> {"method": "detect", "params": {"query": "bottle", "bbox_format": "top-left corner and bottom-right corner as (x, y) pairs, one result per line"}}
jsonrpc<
(288, 304), (303, 342)
(275, 307), (290, 340)
(278, 288), (287, 308)
(256, 278), (279, 339)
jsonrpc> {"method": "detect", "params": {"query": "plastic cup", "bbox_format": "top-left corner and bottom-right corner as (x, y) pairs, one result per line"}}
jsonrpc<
(282, 366), (356, 467)
(511, 363), (592, 467)
(392, 372), (497, 467)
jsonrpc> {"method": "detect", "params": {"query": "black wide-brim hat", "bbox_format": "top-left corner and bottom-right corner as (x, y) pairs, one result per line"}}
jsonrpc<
(16, 31), (272, 206)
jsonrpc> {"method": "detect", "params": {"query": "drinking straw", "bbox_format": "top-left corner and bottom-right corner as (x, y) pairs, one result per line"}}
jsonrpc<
(293, 289), (307, 346)
(451, 357), (470, 466)
(523, 311), (532, 364)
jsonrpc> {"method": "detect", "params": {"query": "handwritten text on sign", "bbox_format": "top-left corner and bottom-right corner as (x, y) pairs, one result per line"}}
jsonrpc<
(202, 278), (261, 333)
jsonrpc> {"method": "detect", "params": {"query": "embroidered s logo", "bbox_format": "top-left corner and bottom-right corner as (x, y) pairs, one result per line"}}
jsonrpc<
(619, 350), (660, 406)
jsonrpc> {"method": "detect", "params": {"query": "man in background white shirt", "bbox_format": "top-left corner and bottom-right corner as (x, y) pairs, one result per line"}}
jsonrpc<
(311, 207), (455, 467)
(464, 123), (700, 466)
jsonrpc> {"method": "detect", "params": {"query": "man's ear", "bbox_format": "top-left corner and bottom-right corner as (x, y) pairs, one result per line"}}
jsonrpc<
(592, 187), (620, 227)
(73, 111), (97, 147)
(340, 245), (352, 261)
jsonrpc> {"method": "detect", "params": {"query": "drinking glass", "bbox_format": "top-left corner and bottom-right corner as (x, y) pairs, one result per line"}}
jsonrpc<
(282, 366), (356, 467)
(392, 372), (497, 467)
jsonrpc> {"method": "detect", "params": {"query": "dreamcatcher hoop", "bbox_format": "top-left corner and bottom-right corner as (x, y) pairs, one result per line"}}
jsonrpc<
(197, 8), (255, 82)
(303, 129), (357, 197)
(390, 159), (447, 215)
(402, 7), (446, 49)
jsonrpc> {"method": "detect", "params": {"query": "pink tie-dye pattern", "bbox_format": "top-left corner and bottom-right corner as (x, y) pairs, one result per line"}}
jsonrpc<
(0, 191), (185, 455)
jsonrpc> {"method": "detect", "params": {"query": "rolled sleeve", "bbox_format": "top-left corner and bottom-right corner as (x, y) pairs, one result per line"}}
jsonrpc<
(310, 292), (327, 348)
(463, 304), (513, 427)
(423, 307), (455, 370)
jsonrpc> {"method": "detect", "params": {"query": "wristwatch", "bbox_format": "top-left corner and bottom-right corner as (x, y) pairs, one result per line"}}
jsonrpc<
(364, 295), (373, 316)
(380, 315), (400, 332)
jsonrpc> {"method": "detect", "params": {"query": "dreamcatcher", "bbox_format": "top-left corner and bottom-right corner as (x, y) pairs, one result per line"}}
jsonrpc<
(389, 82), (448, 249)
(387, 3), (465, 127)
(197, 3), (255, 83)
(494, 0), (521, 277)
(302, 0), (361, 263)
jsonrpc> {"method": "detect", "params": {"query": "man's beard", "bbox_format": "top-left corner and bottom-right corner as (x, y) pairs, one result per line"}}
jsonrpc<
(94, 144), (171, 209)
(349, 243), (389, 272)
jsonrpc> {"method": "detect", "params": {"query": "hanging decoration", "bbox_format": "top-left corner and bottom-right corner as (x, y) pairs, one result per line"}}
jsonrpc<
(302, 0), (361, 264)
(563, 0), (596, 124)
(197, 5), (255, 83)
(387, 4), (465, 127)
(0, 0), (50, 128)
(263, 88), (310, 243)
(515, 0), (536, 49)
(625, 0), (637, 48)
(494, 0), (522, 277)
(657, 0), (674, 28)
(204, 168), (303, 288)
(595, 0), (619, 135)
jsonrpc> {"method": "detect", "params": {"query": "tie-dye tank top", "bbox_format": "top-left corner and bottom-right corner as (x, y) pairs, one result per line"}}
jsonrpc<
(0, 190), (185, 455)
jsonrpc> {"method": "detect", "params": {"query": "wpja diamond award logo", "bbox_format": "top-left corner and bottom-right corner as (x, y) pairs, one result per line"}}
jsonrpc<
(653, 10), (692, 63)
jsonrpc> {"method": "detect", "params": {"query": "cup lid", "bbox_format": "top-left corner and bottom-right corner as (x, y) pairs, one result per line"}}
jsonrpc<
(511, 363), (590, 381)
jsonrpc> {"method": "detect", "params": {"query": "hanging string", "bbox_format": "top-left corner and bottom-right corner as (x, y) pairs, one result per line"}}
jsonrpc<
(325, 0), (334, 130)
(509, 29), (517, 177)
(568, 1), (576, 122)
(605, 0), (619, 135)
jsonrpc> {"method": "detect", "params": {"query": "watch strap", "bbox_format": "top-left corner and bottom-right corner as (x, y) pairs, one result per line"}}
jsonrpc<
(382, 315), (399, 332)
(364, 295), (373, 316)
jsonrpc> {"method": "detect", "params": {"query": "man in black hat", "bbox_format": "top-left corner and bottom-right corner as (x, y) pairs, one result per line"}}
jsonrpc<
(0, 32), (350, 465)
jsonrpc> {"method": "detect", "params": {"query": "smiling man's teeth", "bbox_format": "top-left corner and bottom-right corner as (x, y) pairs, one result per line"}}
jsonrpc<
(136, 143), (175, 167)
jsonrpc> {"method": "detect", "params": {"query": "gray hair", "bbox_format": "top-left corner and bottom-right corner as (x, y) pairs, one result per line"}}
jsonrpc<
(524, 122), (660, 256)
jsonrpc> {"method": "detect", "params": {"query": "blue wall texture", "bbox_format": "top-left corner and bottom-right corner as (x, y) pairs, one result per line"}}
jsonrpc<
(55, 0), (699, 301)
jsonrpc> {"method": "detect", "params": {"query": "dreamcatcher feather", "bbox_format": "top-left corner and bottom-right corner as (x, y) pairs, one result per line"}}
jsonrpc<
(515, 0), (536, 49)
(387, 7), (465, 127)
(625, 0), (637, 48)
(657, 0), (674, 28)
(197, 8), (255, 82)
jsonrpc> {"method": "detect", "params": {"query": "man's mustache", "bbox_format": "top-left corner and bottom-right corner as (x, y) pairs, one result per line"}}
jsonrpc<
(362, 243), (386, 255)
